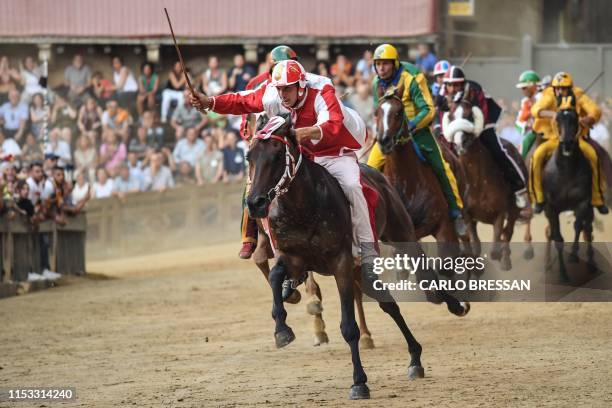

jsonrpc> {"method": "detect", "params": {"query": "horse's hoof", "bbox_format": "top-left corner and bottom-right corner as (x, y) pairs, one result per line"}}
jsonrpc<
(313, 331), (329, 346)
(408, 365), (425, 379)
(523, 247), (534, 260)
(568, 253), (579, 263)
(285, 289), (302, 304)
(500, 258), (512, 271)
(448, 301), (470, 317)
(275, 328), (295, 348)
(359, 334), (375, 350)
(348, 383), (370, 400)
(306, 298), (323, 315)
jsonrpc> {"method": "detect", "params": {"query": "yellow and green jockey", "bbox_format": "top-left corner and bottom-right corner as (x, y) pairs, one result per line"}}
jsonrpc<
(367, 43), (464, 222)
(530, 71), (607, 214)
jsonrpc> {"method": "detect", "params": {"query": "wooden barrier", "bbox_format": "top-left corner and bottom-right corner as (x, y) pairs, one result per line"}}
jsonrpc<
(85, 183), (244, 260)
(0, 182), (244, 284)
(0, 214), (87, 283)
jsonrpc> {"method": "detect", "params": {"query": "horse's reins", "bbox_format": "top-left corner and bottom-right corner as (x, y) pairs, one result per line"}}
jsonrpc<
(253, 134), (304, 202)
(380, 94), (413, 145)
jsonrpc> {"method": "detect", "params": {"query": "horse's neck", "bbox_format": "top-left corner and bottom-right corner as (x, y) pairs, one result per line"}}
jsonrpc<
(387, 143), (422, 176)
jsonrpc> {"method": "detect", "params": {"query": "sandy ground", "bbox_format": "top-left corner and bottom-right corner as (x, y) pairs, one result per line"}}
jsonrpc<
(1, 216), (612, 407)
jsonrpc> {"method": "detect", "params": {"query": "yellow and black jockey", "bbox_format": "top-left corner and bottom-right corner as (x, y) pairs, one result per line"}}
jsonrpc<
(530, 71), (608, 214)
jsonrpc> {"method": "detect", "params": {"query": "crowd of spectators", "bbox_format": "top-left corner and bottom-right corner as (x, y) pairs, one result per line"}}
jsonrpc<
(0, 44), (610, 228)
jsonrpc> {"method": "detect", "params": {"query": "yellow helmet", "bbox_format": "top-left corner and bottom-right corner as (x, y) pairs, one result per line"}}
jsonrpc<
(373, 44), (400, 69)
(552, 71), (573, 88)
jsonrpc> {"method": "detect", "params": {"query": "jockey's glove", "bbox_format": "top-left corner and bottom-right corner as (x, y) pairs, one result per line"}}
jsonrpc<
(407, 120), (417, 133)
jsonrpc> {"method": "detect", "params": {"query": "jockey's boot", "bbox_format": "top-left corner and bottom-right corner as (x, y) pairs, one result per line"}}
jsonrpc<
(534, 202), (545, 214)
(238, 242), (256, 259)
(450, 209), (468, 237)
(596, 204), (609, 215)
(515, 191), (530, 209)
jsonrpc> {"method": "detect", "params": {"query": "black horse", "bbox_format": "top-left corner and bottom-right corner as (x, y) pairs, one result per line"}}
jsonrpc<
(542, 108), (596, 278)
(246, 115), (469, 400)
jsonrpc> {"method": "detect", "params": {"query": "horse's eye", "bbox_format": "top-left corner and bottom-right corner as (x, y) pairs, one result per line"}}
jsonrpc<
(395, 111), (402, 117)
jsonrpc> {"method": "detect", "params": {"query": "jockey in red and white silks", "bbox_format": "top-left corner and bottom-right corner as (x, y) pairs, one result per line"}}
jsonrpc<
(191, 60), (376, 259)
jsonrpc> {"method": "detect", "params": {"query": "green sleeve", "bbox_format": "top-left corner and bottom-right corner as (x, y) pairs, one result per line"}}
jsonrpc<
(407, 73), (435, 128)
(372, 77), (380, 109)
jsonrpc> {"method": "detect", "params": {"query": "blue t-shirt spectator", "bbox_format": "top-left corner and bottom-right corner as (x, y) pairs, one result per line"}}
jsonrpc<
(227, 54), (255, 92)
(222, 145), (245, 176)
(415, 44), (437, 75)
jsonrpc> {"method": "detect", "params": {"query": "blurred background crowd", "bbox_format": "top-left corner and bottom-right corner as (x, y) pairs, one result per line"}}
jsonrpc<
(1, 42), (611, 226)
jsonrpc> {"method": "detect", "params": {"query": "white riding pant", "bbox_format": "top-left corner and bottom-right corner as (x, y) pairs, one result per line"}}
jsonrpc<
(315, 153), (376, 258)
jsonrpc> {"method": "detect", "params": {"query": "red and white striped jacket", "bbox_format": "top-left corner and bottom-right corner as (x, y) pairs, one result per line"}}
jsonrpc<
(210, 73), (367, 157)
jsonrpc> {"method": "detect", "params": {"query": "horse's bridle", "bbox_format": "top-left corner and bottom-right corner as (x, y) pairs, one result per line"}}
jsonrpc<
(379, 94), (413, 145)
(252, 134), (303, 202)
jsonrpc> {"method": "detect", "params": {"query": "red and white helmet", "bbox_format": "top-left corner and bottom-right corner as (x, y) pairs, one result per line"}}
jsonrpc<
(433, 60), (450, 76)
(271, 60), (307, 95)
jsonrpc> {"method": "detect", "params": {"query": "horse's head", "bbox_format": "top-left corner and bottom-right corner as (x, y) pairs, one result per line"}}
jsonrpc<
(375, 86), (407, 154)
(444, 95), (482, 155)
(246, 113), (300, 218)
(556, 108), (579, 157)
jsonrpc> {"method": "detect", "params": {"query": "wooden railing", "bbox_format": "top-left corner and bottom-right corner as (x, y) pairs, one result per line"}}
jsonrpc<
(0, 215), (86, 282)
(85, 183), (244, 260)
(0, 183), (244, 283)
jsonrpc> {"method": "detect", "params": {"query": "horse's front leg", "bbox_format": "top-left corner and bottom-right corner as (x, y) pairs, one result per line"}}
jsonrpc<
(269, 257), (295, 348)
(523, 219), (534, 260)
(500, 211), (518, 271)
(334, 254), (369, 399)
(490, 215), (504, 261)
(546, 210), (568, 282)
(569, 216), (582, 264)
(582, 206), (596, 273)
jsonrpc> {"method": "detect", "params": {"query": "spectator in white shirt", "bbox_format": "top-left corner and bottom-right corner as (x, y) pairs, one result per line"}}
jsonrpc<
(44, 128), (72, 167)
(19, 56), (43, 103)
(26, 162), (45, 205)
(172, 128), (204, 182)
(92, 168), (114, 199)
(143, 151), (175, 192)
(0, 89), (28, 142)
(0, 131), (22, 162)
(71, 170), (91, 204)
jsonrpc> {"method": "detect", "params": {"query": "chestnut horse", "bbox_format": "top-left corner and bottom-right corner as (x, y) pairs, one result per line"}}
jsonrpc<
(246, 115), (469, 399)
(442, 98), (528, 269)
(375, 87), (466, 262)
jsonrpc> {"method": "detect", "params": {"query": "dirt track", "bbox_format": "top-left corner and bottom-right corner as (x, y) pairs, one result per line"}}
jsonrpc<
(2, 216), (612, 407)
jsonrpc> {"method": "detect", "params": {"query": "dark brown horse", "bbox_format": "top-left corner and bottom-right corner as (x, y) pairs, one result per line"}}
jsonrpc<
(542, 109), (599, 279)
(443, 98), (528, 269)
(375, 87), (466, 265)
(246, 115), (469, 399)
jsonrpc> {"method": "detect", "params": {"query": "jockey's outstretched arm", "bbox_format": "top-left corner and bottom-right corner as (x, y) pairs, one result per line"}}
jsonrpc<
(190, 86), (266, 115)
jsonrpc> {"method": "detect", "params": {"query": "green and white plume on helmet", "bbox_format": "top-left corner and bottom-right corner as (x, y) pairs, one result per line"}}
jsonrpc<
(516, 70), (541, 88)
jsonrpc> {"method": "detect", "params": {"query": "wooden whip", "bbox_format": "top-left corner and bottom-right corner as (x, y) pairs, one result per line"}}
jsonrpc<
(164, 8), (196, 95)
